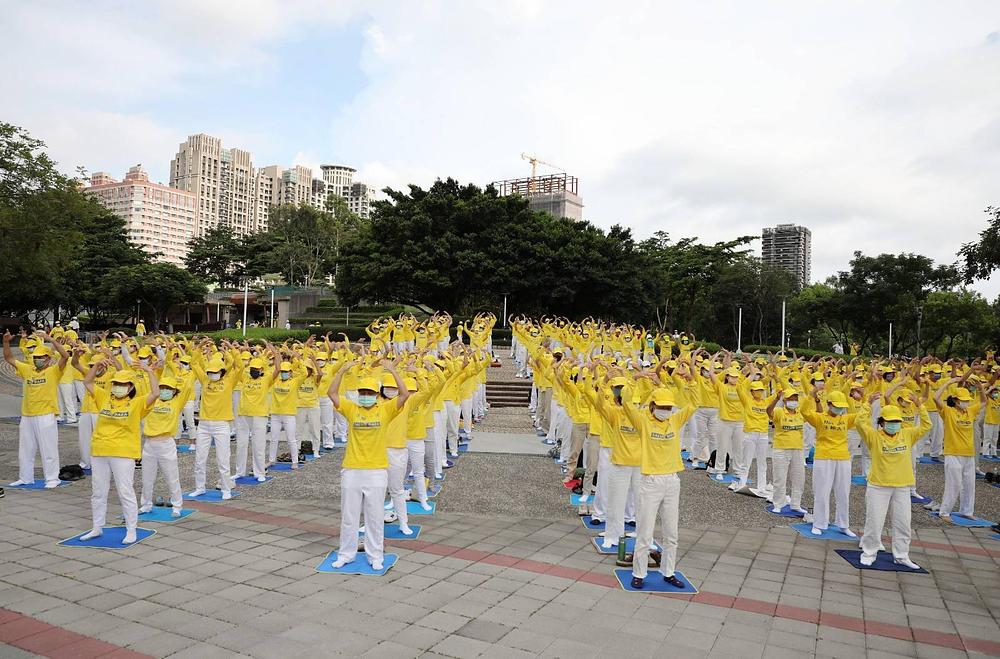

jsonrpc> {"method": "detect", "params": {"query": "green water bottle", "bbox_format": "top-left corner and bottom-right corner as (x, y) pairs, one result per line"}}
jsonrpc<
(617, 536), (627, 563)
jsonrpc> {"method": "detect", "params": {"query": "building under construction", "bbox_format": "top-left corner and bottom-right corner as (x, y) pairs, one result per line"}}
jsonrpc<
(492, 173), (584, 221)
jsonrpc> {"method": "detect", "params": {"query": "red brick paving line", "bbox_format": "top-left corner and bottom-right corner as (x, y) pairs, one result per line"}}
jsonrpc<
(189, 501), (1000, 655)
(0, 607), (152, 658)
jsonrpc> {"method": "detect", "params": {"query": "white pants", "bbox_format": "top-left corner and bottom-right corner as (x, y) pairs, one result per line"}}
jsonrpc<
(812, 459), (851, 530)
(387, 447), (411, 528)
(861, 484), (911, 562)
(319, 398), (335, 447)
(235, 415), (268, 478)
(17, 414), (60, 486)
(231, 390), (241, 424)
(178, 401), (196, 439)
(90, 456), (137, 532)
(78, 412), (96, 469)
(461, 398), (474, 435)
(445, 400), (460, 444)
(738, 431), (769, 487)
(269, 414), (299, 465)
(771, 448), (804, 510)
(194, 419), (232, 494)
(433, 409), (447, 475)
(338, 468), (388, 564)
(296, 406), (320, 455)
(58, 383), (78, 423)
(716, 420), (743, 474)
(74, 381), (85, 409)
(692, 408), (719, 468)
(927, 412), (944, 457)
(140, 439), (182, 511)
(407, 438), (428, 503)
(604, 463), (640, 547)
(591, 446), (612, 520)
(983, 424), (998, 457)
(939, 455), (976, 517)
(632, 473), (680, 579)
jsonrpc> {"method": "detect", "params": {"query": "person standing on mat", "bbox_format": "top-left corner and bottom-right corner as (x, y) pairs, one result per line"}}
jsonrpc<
(767, 389), (807, 514)
(3, 330), (71, 488)
(802, 387), (859, 536)
(328, 357), (409, 571)
(235, 356), (276, 481)
(383, 374), (431, 535)
(81, 360), (158, 544)
(188, 339), (243, 499)
(935, 376), (985, 522)
(138, 373), (188, 517)
(855, 393), (931, 568)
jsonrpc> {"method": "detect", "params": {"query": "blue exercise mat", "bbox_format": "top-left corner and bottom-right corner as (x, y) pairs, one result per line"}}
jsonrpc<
(614, 568), (698, 594)
(766, 504), (806, 518)
(10, 480), (70, 489)
(302, 453), (319, 462)
(426, 483), (443, 498)
(458, 444), (469, 453)
(990, 534), (1000, 542)
(233, 475), (273, 485)
(835, 549), (928, 573)
(59, 527), (155, 549)
(790, 523), (857, 541)
(911, 494), (932, 505)
(183, 490), (239, 502)
(707, 473), (750, 485)
(931, 512), (995, 527)
(681, 450), (690, 460)
(591, 536), (657, 555)
(570, 493), (595, 505)
(980, 455), (1000, 462)
(137, 508), (195, 523)
(316, 551), (397, 575)
(917, 456), (943, 464)
(269, 462), (303, 471)
(581, 515), (606, 531)
(851, 475), (867, 486)
(360, 523), (422, 539)
(82, 468), (92, 476)
(384, 500), (435, 515)
(176, 444), (196, 453)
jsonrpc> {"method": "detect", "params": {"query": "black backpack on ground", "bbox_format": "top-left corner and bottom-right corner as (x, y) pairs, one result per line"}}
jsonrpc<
(58, 465), (84, 481)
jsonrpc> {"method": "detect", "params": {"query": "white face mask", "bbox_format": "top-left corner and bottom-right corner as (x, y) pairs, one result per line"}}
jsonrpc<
(208, 372), (222, 382)
(652, 408), (672, 421)
(112, 384), (130, 398)
(383, 388), (399, 399)
(785, 400), (799, 411)
(316, 361), (327, 368)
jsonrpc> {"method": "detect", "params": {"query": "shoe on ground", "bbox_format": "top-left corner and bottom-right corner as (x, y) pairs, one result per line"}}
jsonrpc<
(0, 487), (4, 498)
(842, 528), (858, 538)
(370, 561), (383, 571)
(625, 531), (637, 538)
(811, 527), (823, 536)
(313, 453), (320, 459)
(663, 574), (685, 589)
(331, 557), (350, 568)
(257, 475), (266, 482)
(122, 531), (137, 545)
(727, 482), (738, 492)
(922, 500), (937, 510)
(792, 507), (808, 514)
(80, 528), (103, 541)
(221, 491), (232, 500)
(938, 512), (951, 521)
(764, 483), (774, 491)
(894, 557), (921, 570)
(398, 525), (414, 536)
(44, 481), (59, 489)
(630, 576), (644, 589)
(860, 553), (876, 566)
(290, 463), (299, 470)
(8, 480), (27, 487)
(134, 460), (141, 468)
(601, 542), (616, 550)
(715, 474), (725, 482)
(139, 505), (153, 514)
(420, 502), (432, 511)
(171, 508), (182, 517)
(187, 489), (206, 497)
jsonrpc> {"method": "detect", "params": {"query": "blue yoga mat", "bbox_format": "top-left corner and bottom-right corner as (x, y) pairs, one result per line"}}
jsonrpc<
(931, 512), (995, 527)
(991, 534), (1000, 542)
(980, 455), (1000, 462)
(911, 494), (932, 505)
(614, 568), (698, 594)
(233, 475), (273, 485)
(10, 480), (70, 489)
(591, 536), (657, 555)
(570, 493), (595, 505)
(681, 450), (690, 460)
(581, 515), (606, 530)
(766, 504), (806, 518)
(269, 462), (303, 471)
(59, 527), (155, 549)
(790, 523), (857, 541)
(137, 508), (195, 523)
(917, 456), (943, 464)
(707, 473), (750, 485)
(384, 500), (435, 515)
(426, 483), (443, 498)
(82, 468), (92, 476)
(176, 444), (196, 453)
(851, 475), (867, 486)
(458, 444), (469, 453)
(316, 551), (397, 575)
(360, 523), (421, 539)
(835, 549), (928, 573)
(183, 490), (239, 502)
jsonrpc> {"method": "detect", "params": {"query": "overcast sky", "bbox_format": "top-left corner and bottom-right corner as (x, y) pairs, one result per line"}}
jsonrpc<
(4, 1), (999, 295)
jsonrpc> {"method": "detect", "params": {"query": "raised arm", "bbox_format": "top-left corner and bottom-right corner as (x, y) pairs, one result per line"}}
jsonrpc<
(2, 331), (16, 366)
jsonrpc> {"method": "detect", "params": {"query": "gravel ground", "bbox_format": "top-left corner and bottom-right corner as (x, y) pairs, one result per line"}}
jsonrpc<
(3, 420), (998, 529)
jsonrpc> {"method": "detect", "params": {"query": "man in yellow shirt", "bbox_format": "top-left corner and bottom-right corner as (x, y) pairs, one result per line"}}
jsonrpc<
(57, 338), (79, 425)
(855, 396), (931, 568)
(3, 330), (70, 488)
(268, 358), (307, 469)
(802, 388), (859, 536)
(140, 375), (188, 517)
(767, 389), (807, 514)
(296, 360), (323, 459)
(934, 380), (983, 521)
(189, 339), (244, 499)
(236, 357), (277, 481)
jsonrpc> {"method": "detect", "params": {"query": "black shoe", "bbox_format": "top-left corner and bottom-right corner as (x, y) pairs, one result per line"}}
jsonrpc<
(663, 574), (685, 589)
(587, 518), (604, 527)
(0, 487), (4, 498)
(134, 460), (142, 469)
(631, 576), (644, 589)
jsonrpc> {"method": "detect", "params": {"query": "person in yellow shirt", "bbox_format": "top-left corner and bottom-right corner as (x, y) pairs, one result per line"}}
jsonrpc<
(71, 347), (116, 472)
(139, 374), (189, 517)
(983, 384), (1000, 457)
(621, 378), (697, 590)
(734, 379), (774, 495)
(707, 360), (743, 482)
(268, 356), (308, 469)
(383, 374), (433, 535)
(236, 357), (278, 481)
(767, 389), (807, 514)
(802, 388), (859, 536)
(934, 379), (983, 521)
(328, 358), (409, 571)
(189, 339), (244, 499)
(296, 360), (323, 459)
(57, 338), (79, 424)
(3, 330), (70, 488)
(855, 395), (931, 568)
(81, 360), (158, 544)
(136, 319), (146, 337)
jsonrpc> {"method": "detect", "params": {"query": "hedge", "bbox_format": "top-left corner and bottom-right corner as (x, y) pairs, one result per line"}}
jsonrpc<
(742, 344), (842, 359)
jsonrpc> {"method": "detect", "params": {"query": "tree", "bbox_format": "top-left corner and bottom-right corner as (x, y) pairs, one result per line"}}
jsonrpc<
(919, 290), (997, 358)
(101, 263), (207, 330)
(266, 204), (340, 286)
(184, 225), (243, 288)
(958, 206), (1000, 282)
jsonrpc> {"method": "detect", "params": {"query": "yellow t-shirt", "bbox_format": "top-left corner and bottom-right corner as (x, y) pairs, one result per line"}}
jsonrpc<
(91, 388), (151, 459)
(80, 366), (114, 415)
(738, 387), (773, 433)
(715, 381), (744, 422)
(984, 396), (1000, 425)
(338, 398), (403, 469)
(856, 404), (931, 487)
(771, 407), (805, 450)
(238, 375), (272, 417)
(270, 373), (305, 416)
(296, 372), (320, 409)
(14, 361), (63, 416)
(938, 401), (980, 456)
(625, 403), (697, 475)
(802, 401), (856, 460)
(144, 394), (187, 437)
(602, 402), (642, 467)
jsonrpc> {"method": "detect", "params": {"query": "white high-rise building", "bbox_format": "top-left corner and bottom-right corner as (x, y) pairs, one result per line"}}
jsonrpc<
(261, 165), (314, 209)
(320, 164), (355, 199)
(347, 182), (374, 219)
(84, 165), (197, 265)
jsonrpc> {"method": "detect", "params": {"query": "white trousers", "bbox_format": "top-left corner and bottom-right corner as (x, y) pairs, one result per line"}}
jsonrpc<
(235, 415), (268, 478)
(18, 414), (60, 486)
(140, 439), (182, 510)
(338, 468), (388, 564)
(90, 456), (137, 532)
(269, 414), (299, 465)
(771, 448), (804, 510)
(927, 412), (944, 457)
(433, 409), (447, 475)
(195, 419), (232, 494)
(738, 431), (769, 487)
(296, 406), (320, 454)
(982, 424), (998, 457)
(461, 398), (474, 435)
(812, 459), (851, 530)
(58, 383), (78, 423)
(591, 446), (612, 520)
(231, 391), (241, 425)
(74, 381), (85, 409)
(319, 398), (334, 447)
(692, 408), (719, 468)
(604, 463), (640, 547)
(716, 420), (743, 474)
(78, 412), (96, 469)
(387, 447), (411, 528)
(177, 400), (196, 439)
(407, 438), (428, 503)
(445, 400), (460, 444)
(632, 473), (680, 579)
(940, 455), (976, 517)
(861, 484), (911, 561)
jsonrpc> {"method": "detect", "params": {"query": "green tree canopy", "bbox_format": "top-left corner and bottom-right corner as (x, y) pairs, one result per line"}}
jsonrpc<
(101, 263), (207, 330)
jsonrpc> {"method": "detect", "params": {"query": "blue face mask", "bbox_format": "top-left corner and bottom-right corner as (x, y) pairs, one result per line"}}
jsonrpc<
(831, 407), (846, 416)
(358, 395), (377, 408)
(280, 372), (291, 381)
(884, 421), (902, 435)
(159, 389), (175, 401)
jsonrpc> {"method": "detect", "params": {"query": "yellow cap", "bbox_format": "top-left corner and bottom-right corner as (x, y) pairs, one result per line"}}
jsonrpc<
(358, 377), (380, 392)
(316, 352), (329, 360)
(206, 356), (226, 372)
(249, 358), (265, 369)
(111, 371), (133, 385)
(381, 374), (397, 388)
(240, 351), (252, 360)
(827, 391), (849, 408)
(954, 388), (973, 402)
(880, 405), (903, 422)
(179, 355), (191, 364)
(609, 377), (628, 388)
(159, 376), (180, 390)
(30, 347), (50, 358)
(725, 367), (741, 378)
(403, 377), (418, 391)
(749, 381), (766, 392)
(137, 346), (153, 358)
(650, 389), (676, 407)
(782, 388), (799, 399)
(279, 361), (293, 372)
(811, 373), (824, 382)
(109, 339), (122, 348)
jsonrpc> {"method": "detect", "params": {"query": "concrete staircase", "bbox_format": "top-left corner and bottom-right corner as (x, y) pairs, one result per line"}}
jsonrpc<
(486, 380), (532, 408)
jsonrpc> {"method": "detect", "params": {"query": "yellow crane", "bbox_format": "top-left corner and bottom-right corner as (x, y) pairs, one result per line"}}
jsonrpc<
(520, 152), (564, 179)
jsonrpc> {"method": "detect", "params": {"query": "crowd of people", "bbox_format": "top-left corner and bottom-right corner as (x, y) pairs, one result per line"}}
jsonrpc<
(3, 312), (495, 567)
(510, 317), (997, 589)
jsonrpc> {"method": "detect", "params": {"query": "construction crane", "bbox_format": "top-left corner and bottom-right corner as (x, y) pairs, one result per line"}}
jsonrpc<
(520, 152), (564, 179)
